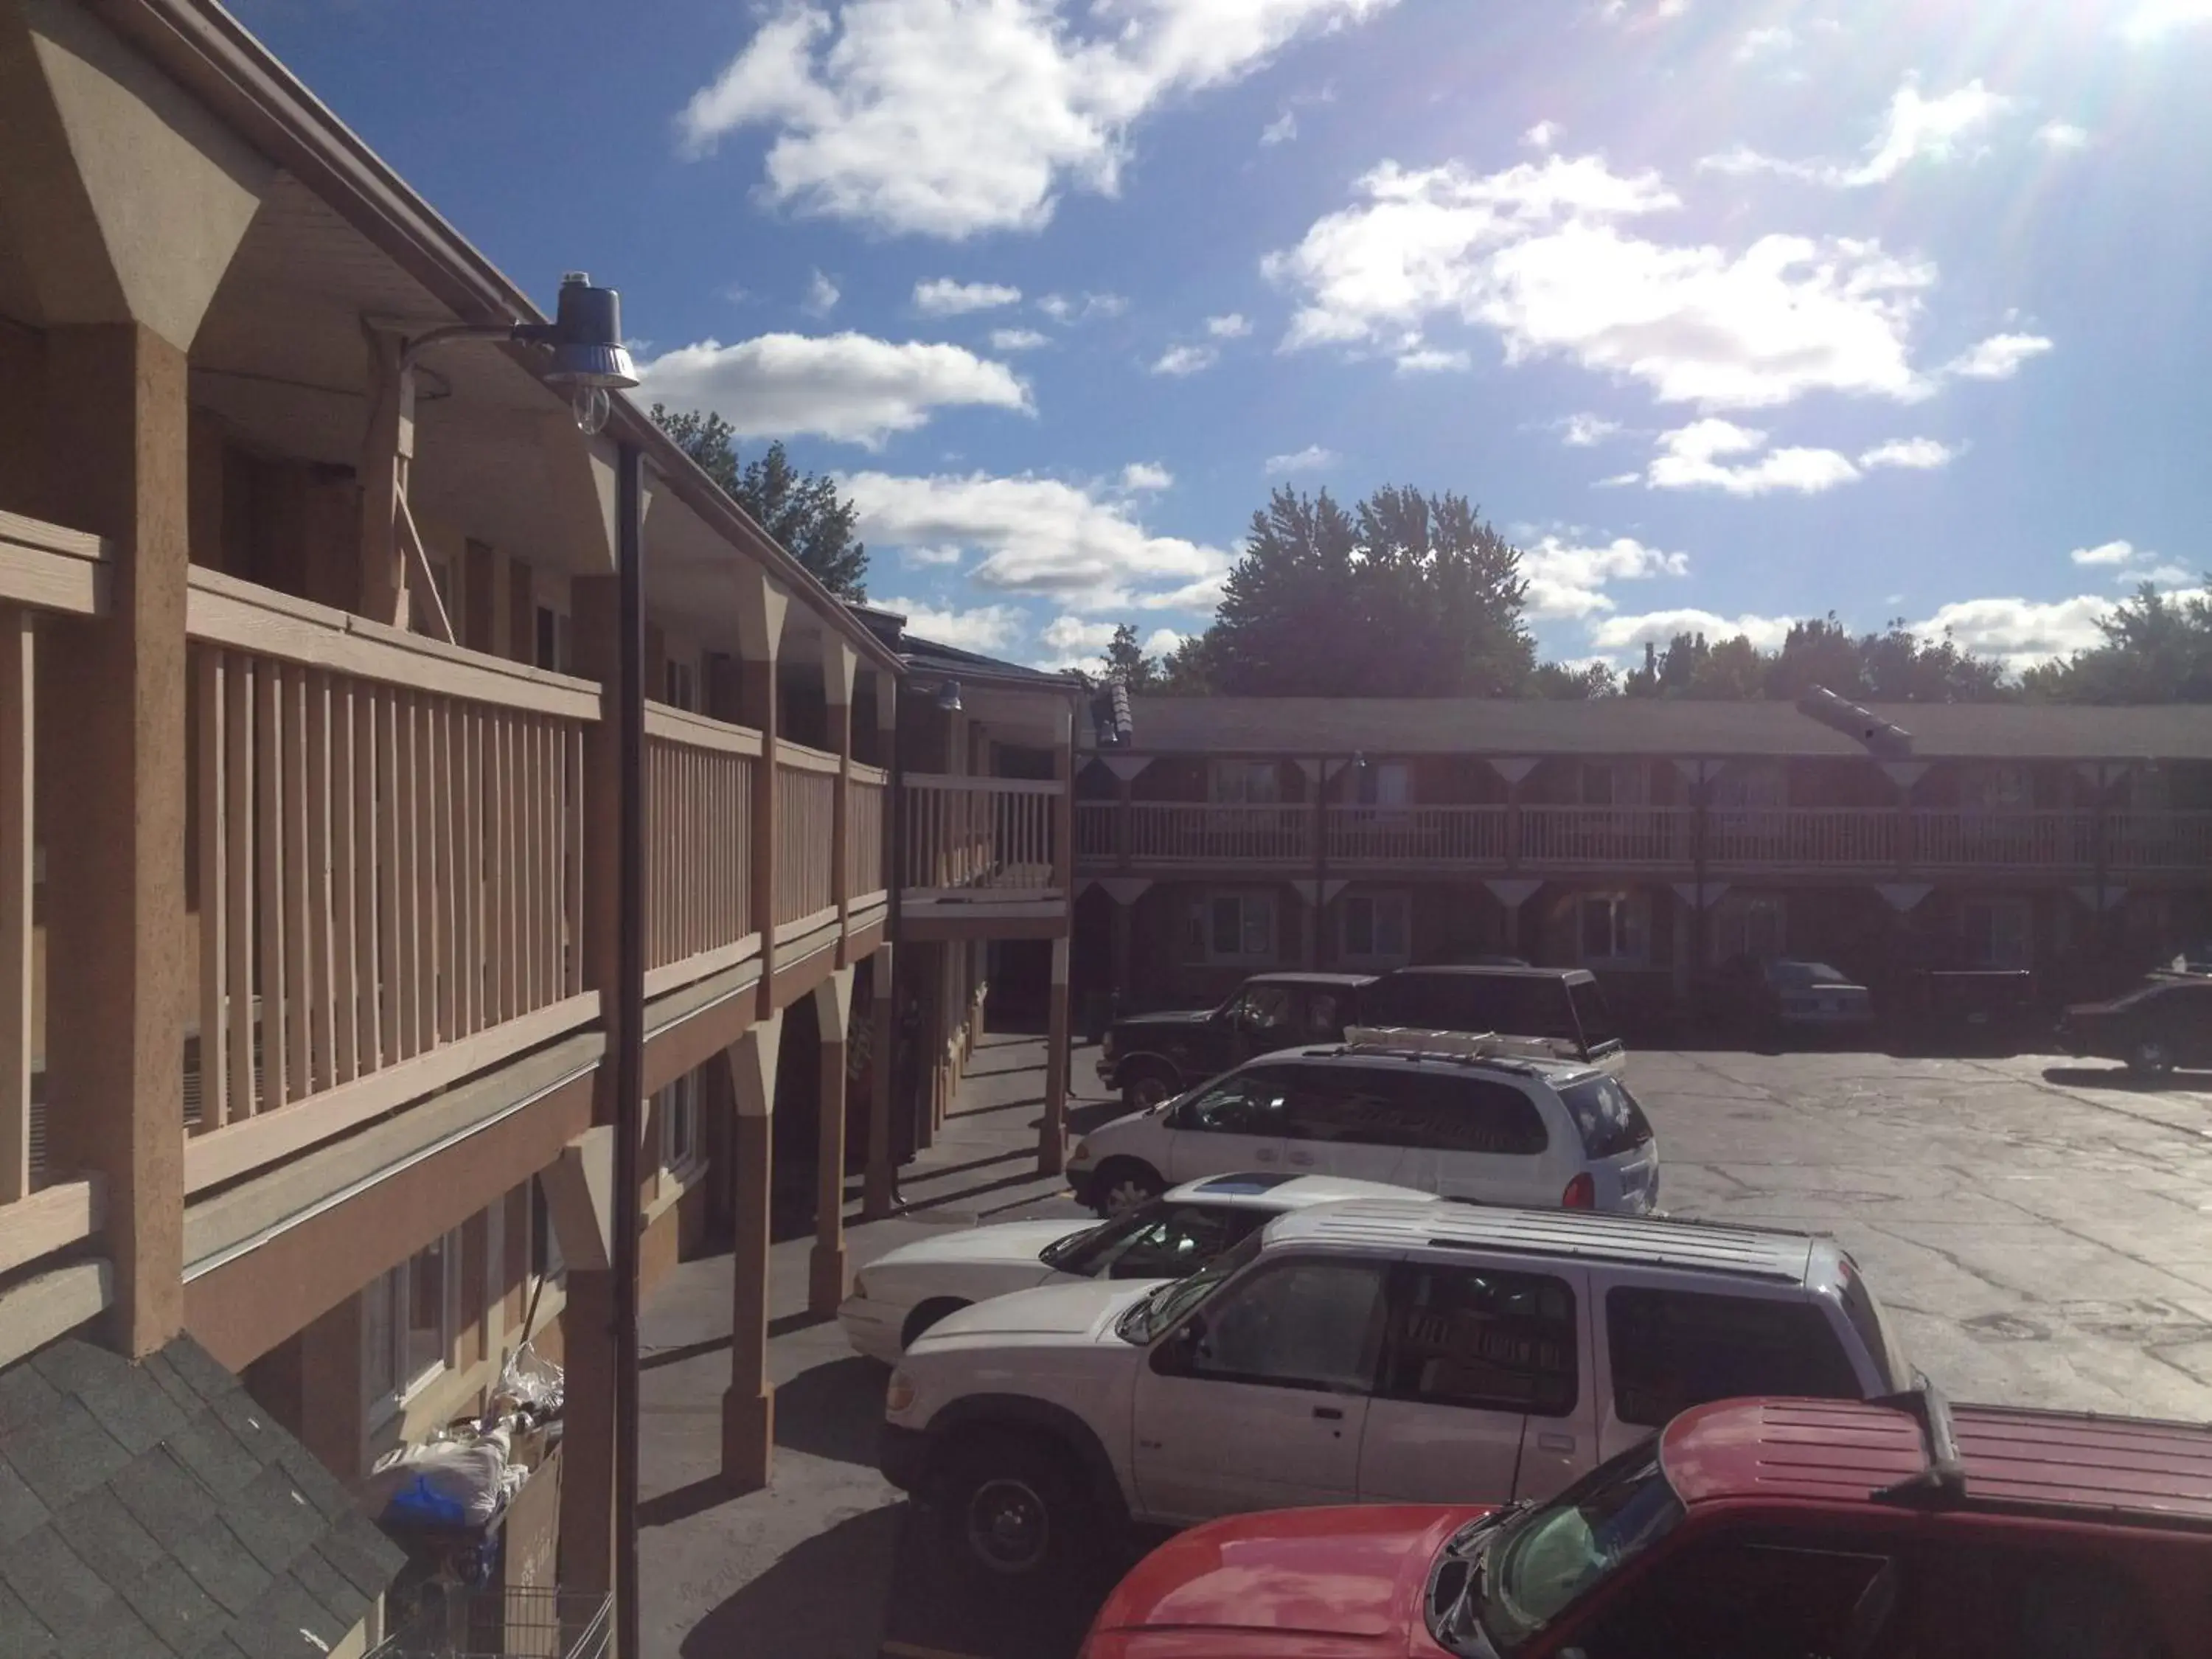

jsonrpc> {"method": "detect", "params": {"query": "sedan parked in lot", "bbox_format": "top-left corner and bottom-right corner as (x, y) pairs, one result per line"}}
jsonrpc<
(836, 1172), (1429, 1360)
(2058, 975), (2212, 1076)
(1714, 956), (1875, 1043)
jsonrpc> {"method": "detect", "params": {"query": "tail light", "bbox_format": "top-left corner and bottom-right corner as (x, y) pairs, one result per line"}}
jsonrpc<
(1562, 1172), (1596, 1208)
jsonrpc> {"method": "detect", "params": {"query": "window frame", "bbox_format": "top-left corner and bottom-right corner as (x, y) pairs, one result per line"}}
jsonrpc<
(1961, 895), (2033, 970)
(1185, 890), (1279, 967)
(1208, 760), (1283, 804)
(1579, 892), (1648, 966)
(1167, 1253), (1392, 1394)
(656, 1068), (704, 1178)
(1339, 890), (1412, 967)
(362, 1227), (464, 1426)
(1604, 1284), (1864, 1430)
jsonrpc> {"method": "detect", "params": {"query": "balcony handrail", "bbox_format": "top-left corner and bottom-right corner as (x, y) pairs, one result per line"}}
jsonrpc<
(187, 566), (600, 719)
(776, 738), (843, 776)
(644, 700), (762, 757)
(849, 759), (890, 788)
(0, 508), (110, 616)
(905, 771), (1061, 796)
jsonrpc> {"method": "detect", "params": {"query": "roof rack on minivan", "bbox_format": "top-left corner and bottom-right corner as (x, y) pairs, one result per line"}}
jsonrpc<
(1339, 1026), (1576, 1072)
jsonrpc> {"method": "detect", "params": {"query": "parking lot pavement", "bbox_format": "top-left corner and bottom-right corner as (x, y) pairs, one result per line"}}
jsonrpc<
(639, 1037), (2212, 1659)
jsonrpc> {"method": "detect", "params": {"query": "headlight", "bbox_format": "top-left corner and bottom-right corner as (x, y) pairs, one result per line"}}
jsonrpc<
(1102, 1032), (1117, 1060)
(1069, 1138), (1093, 1165)
(850, 1271), (871, 1301)
(885, 1369), (916, 1414)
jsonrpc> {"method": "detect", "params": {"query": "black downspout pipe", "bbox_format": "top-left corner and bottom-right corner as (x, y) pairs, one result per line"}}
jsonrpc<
(612, 443), (646, 1659)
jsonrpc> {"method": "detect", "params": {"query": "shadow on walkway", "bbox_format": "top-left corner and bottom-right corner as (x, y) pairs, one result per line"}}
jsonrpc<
(680, 1506), (903, 1659)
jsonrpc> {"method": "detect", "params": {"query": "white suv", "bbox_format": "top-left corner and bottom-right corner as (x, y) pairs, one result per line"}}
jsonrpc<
(1064, 1036), (1659, 1217)
(880, 1200), (1911, 1581)
(836, 1172), (1431, 1361)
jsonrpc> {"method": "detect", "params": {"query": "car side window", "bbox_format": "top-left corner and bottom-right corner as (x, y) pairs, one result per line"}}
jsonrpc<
(1227, 984), (1294, 1032)
(1178, 1074), (1290, 1135)
(1280, 1069), (1413, 1146)
(1305, 989), (1345, 1038)
(1099, 1204), (1266, 1279)
(1411, 1074), (1550, 1155)
(1379, 1263), (1578, 1416)
(1177, 1257), (1389, 1391)
(1607, 1287), (1863, 1428)
(1573, 1537), (1893, 1659)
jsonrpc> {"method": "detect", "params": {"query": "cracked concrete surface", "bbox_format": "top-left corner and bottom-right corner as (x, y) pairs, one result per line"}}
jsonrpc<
(637, 1037), (2212, 1659)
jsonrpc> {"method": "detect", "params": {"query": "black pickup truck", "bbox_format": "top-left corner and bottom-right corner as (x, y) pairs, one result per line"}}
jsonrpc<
(1095, 973), (1372, 1108)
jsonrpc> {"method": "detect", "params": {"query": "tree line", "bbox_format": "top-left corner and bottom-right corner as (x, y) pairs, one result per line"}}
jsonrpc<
(646, 404), (2208, 707)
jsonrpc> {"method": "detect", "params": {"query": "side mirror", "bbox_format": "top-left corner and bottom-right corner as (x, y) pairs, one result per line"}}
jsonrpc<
(1152, 1317), (1205, 1374)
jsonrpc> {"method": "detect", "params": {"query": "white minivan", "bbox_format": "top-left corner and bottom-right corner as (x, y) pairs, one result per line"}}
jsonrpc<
(1064, 1035), (1659, 1217)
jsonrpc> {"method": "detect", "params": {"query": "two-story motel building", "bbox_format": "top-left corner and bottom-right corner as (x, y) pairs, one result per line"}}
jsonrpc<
(0, 0), (1077, 1644)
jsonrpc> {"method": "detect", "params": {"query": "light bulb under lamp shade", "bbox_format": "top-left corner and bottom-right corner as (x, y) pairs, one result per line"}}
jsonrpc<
(936, 680), (963, 712)
(571, 383), (613, 436)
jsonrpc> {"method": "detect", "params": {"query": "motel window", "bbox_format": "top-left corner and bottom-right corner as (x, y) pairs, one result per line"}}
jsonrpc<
(1579, 893), (1647, 967)
(535, 604), (573, 675)
(658, 1069), (703, 1174)
(1577, 762), (1646, 808)
(1186, 891), (1278, 967)
(529, 1176), (566, 1286)
(1352, 762), (1411, 808)
(665, 658), (698, 712)
(363, 1228), (462, 1421)
(1340, 892), (1411, 967)
(1209, 762), (1281, 804)
(1963, 897), (2033, 970)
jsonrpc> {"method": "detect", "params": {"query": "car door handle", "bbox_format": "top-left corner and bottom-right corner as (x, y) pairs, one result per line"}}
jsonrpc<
(1537, 1431), (1575, 1453)
(1313, 1405), (1345, 1421)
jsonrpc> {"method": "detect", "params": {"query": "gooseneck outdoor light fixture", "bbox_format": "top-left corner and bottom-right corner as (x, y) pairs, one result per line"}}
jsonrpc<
(935, 678), (964, 713)
(402, 271), (640, 434)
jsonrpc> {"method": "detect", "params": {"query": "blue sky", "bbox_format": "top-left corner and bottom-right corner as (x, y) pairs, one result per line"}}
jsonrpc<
(237, 0), (2212, 675)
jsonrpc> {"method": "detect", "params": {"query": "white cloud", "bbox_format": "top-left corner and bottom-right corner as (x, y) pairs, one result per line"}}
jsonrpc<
(1268, 153), (1938, 410)
(2034, 120), (2090, 153)
(1037, 614), (1121, 669)
(902, 544), (966, 566)
(914, 277), (1023, 316)
(2141, 563), (2197, 588)
(1733, 24), (1793, 61)
(1588, 608), (1796, 653)
(2070, 539), (2138, 567)
(988, 327), (1051, 352)
(1945, 332), (2053, 381)
(802, 268), (841, 316)
(1396, 344), (1472, 374)
(1141, 627), (1186, 658)
(1264, 444), (1338, 474)
(840, 470), (1233, 610)
(1593, 470), (1641, 488)
(1559, 412), (1621, 447)
(2121, 0), (2212, 44)
(1645, 420), (1860, 495)
(1701, 78), (2016, 188)
(1121, 462), (1174, 492)
(1261, 111), (1298, 146)
(1908, 595), (2112, 670)
(1522, 534), (1689, 621)
(1859, 437), (1956, 470)
(1152, 343), (1220, 376)
(676, 0), (1399, 237)
(875, 594), (1024, 651)
(1039, 291), (1128, 324)
(1523, 119), (1562, 150)
(1206, 313), (1254, 338)
(638, 332), (1029, 447)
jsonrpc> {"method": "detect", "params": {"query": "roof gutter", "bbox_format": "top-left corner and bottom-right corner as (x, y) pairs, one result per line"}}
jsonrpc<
(105, 0), (904, 680)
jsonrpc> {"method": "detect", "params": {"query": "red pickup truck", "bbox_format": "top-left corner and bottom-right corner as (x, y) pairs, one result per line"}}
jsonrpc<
(1078, 1390), (2212, 1659)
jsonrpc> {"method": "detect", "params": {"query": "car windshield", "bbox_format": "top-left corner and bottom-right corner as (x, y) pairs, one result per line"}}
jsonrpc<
(1770, 960), (1849, 988)
(1469, 1441), (1684, 1651)
(1115, 1230), (1262, 1343)
(1043, 1202), (1259, 1279)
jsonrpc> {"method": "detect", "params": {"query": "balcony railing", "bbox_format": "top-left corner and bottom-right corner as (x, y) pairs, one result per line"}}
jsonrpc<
(773, 742), (840, 939)
(1074, 797), (2212, 877)
(1326, 804), (1507, 865)
(643, 702), (757, 998)
(848, 762), (888, 908)
(184, 569), (599, 1194)
(904, 773), (1062, 898)
(0, 510), (108, 1279)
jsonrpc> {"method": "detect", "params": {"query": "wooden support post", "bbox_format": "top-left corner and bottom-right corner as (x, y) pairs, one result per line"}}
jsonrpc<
(827, 640), (856, 958)
(810, 967), (855, 1315)
(737, 575), (787, 1016)
(43, 323), (190, 1356)
(863, 942), (897, 1220)
(725, 1018), (780, 1492)
(1040, 702), (1075, 1175)
(355, 326), (412, 629)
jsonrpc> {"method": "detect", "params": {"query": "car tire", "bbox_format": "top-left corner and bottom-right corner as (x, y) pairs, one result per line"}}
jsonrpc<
(2128, 1039), (2174, 1079)
(1091, 1157), (1165, 1218)
(939, 1429), (1094, 1584)
(1121, 1067), (1178, 1112)
(902, 1298), (970, 1350)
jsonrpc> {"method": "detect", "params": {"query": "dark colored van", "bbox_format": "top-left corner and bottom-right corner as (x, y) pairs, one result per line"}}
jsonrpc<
(1360, 965), (1625, 1074)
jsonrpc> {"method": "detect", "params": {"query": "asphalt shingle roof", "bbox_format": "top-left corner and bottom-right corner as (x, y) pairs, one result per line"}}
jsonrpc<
(0, 1336), (403, 1659)
(1086, 695), (2212, 761)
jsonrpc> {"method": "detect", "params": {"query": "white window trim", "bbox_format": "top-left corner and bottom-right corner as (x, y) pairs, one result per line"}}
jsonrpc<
(1187, 890), (1279, 967)
(1577, 892), (1649, 967)
(363, 1228), (463, 1427)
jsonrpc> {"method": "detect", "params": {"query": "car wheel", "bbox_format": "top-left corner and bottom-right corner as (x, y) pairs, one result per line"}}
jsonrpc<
(902, 1298), (970, 1350)
(941, 1430), (1092, 1582)
(1121, 1068), (1178, 1112)
(1092, 1158), (1164, 1218)
(2128, 1039), (2174, 1078)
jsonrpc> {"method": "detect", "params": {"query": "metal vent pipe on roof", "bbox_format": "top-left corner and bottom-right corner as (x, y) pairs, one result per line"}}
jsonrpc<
(1798, 685), (1914, 757)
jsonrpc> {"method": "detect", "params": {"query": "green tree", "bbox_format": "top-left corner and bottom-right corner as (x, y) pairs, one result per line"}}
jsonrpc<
(1199, 485), (1533, 696)
(1622, 617), (2011, 703)
(650, 406), (869, 599)
(1092, 624), (1161, 691)
(1528, 660), (1618, 699)
(2022, 582), (2212, 703)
